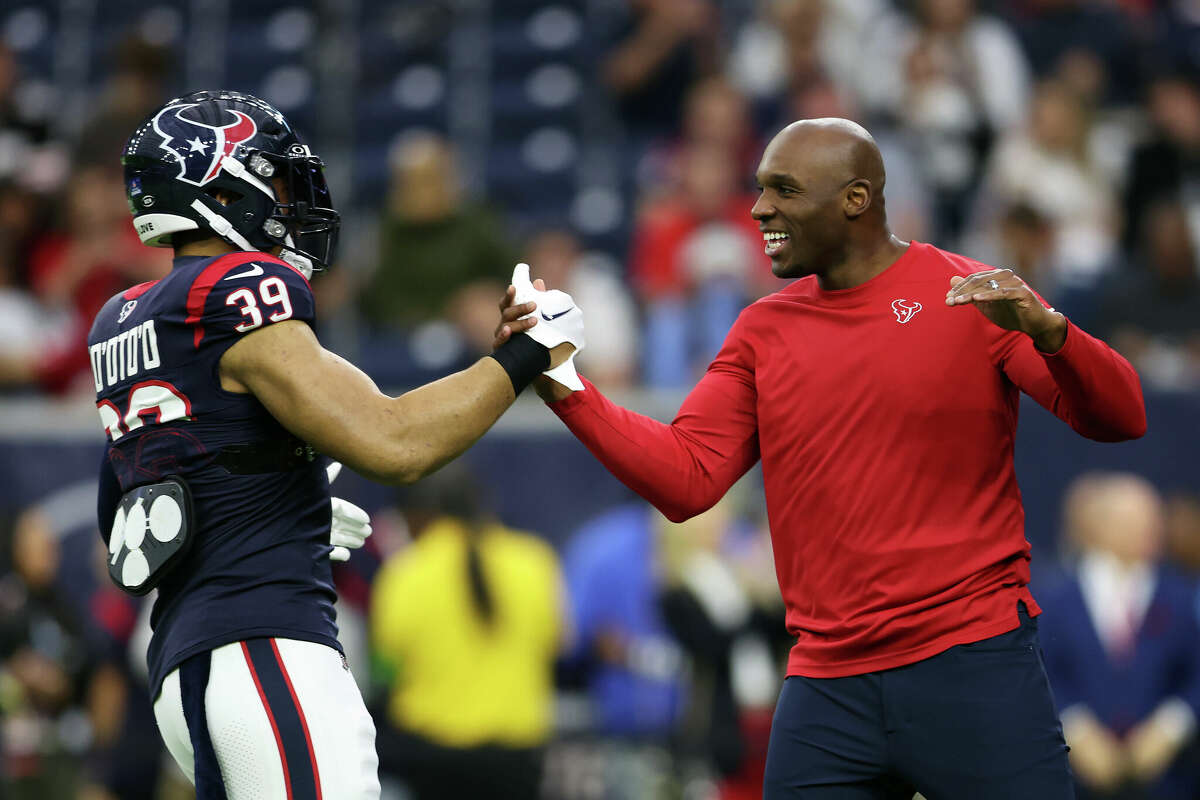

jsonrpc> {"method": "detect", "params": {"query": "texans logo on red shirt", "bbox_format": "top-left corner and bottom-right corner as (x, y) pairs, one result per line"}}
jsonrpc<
(151, 104), (258, 187)
(891, 299), (923, 324)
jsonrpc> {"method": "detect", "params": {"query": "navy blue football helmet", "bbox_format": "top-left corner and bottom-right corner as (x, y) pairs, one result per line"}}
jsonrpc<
(122, 90), (338, 276)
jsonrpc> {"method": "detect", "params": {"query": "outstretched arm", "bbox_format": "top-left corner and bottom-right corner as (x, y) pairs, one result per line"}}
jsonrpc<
(221, 298), (562, 484)
(529, 310), (760, 523)
(545, 363), (760, 522)
(947, 268), (1146, 441)
(494, 271), (759, 521)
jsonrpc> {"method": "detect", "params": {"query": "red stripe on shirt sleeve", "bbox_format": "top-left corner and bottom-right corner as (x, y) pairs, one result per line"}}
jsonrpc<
(123, 280), (159, 300)
(240, 641), (295, 800)
(184, 253), (263, 348)
(269, 639), (323, 800)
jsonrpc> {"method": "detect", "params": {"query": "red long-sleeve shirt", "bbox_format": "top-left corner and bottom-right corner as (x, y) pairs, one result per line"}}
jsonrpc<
(551, 242), (1146, 678)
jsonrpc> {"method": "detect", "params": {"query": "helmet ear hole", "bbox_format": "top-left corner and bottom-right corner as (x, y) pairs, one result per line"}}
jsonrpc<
(206, 187), (243, 207)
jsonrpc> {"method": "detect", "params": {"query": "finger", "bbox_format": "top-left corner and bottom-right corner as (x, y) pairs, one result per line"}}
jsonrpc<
(946, 275), (985, 298)
(498, 284), (516, 311)
(331, 535), (367, 550)
(947, 283), (1023, 306)
(947, 269), (1005, 296)
(534, 278), (546, 291)
(500, 301), (537, 322)
(330, 546), (350, 562)
(332, 498), (370, 524)
(946, 271), (1009, 304)
(326, 460), (342, 484)
(332, 523), (371, 542)
(493, 316), (538, 348)
(507, 316), (537, 334)
(512, 262), (533, 291)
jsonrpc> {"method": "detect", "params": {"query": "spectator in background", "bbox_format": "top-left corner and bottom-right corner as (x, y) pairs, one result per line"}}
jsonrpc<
(371, 464), (565, 800)
(1040, 473), (1200, 799)
(1092, 200), (1200, 390)
(75, 34), (171, 169)
(1007, 0), (1144, 105)
(21, 164), (169, 394)
(558, 501), (689, 798)
(522, 227), (639, 390)
(360, 134), (516, 330)
(600, 0), (720, 148)
(629, 142), (764, 387)
(1152, 2), (1200, 79)
(729, 0), (883, 119)
(0, 43), (64, 193)
(0, 230), (56, 393)
(974, 79), (1118, 287)
(1163, 491), (1200, 576)
(561, 492), (782, 799)
(0, 178), (49, 282)
(639, 76), (760, 197)
(656, 494), (783, 800)
(0, 509), (99, 799)
(858, 0), (1031, 242)
(1123, 72), (1200, 254)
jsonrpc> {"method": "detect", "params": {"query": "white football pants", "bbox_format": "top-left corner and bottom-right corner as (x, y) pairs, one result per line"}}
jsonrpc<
(154, 637), (380, 799)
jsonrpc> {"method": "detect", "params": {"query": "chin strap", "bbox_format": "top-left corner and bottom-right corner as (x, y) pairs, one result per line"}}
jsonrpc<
(280, 235), (314, 279)
(190, 199), (256, 252)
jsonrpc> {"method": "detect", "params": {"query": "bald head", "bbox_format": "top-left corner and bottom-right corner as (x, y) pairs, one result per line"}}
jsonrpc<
(1064, 472), (1163, 564)
(769, 118), (886, 197)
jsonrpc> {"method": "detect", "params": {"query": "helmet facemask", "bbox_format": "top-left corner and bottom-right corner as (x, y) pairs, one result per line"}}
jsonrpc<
(243, 146), (339, 278)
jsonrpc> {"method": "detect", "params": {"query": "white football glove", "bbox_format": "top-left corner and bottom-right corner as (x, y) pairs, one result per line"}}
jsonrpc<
(511, 262), (585, 391)
(326, 461), (372, 562)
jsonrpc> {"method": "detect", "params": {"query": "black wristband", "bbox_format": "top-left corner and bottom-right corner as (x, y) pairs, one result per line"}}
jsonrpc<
(489, 333), (551, 395)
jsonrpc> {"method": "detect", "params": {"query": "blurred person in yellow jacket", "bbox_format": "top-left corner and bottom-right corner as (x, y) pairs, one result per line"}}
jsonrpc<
(369, 463), (566, 800)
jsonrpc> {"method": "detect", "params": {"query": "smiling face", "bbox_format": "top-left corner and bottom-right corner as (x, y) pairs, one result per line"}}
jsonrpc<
(751, 119), (887, 281)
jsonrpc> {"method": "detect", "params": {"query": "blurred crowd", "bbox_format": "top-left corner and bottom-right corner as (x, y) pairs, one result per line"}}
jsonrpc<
(1, 0), (1200, 798)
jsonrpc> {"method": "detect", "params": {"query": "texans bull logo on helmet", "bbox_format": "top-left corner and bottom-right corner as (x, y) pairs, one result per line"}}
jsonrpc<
(152, 103), (258, 187)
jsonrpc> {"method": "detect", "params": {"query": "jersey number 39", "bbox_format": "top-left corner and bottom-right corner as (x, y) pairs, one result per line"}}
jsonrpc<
(226, 276), (293, 333)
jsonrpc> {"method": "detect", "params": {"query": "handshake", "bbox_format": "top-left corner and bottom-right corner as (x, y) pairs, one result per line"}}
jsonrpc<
(496, 262), (586, 392)
(324, 262), (586, 565)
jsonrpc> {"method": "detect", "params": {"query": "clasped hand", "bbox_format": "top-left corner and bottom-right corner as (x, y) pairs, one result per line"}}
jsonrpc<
(493, 263), (586, 392)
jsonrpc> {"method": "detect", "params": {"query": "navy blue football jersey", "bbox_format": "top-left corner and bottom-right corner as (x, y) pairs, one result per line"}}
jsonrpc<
(87, 252), (339, 696)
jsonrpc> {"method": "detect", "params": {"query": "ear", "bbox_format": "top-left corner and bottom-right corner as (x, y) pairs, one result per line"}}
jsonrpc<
(844, 180), (871, 219)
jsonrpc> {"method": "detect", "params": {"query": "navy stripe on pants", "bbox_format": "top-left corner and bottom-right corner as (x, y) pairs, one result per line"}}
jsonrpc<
(763, 603), (1075, 799)
(180, 650), (229, 800)
(241, 637), (323, 800)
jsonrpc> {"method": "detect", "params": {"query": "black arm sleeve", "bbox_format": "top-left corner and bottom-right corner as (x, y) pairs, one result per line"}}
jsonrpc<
(97, 447), (120, 546)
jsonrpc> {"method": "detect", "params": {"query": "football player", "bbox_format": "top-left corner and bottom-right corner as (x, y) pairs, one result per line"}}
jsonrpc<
(89, 90), (579, 799)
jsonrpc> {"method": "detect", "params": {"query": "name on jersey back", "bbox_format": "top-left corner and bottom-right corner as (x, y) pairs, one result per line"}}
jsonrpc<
(90, 320), (161, 392)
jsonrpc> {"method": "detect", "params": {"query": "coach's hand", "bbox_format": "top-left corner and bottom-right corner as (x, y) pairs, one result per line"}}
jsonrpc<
(495, 264), (585, 391)
(493, 280), (576, 367)
(945, 268), (1067, 353)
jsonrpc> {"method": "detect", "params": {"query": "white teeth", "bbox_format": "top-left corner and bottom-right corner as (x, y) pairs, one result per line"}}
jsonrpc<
(763, 232), (789, 242)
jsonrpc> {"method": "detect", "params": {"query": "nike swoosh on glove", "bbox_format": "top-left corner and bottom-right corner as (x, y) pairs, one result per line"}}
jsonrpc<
(512, 262), (585, 391)
(326, 461), (372, 561)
